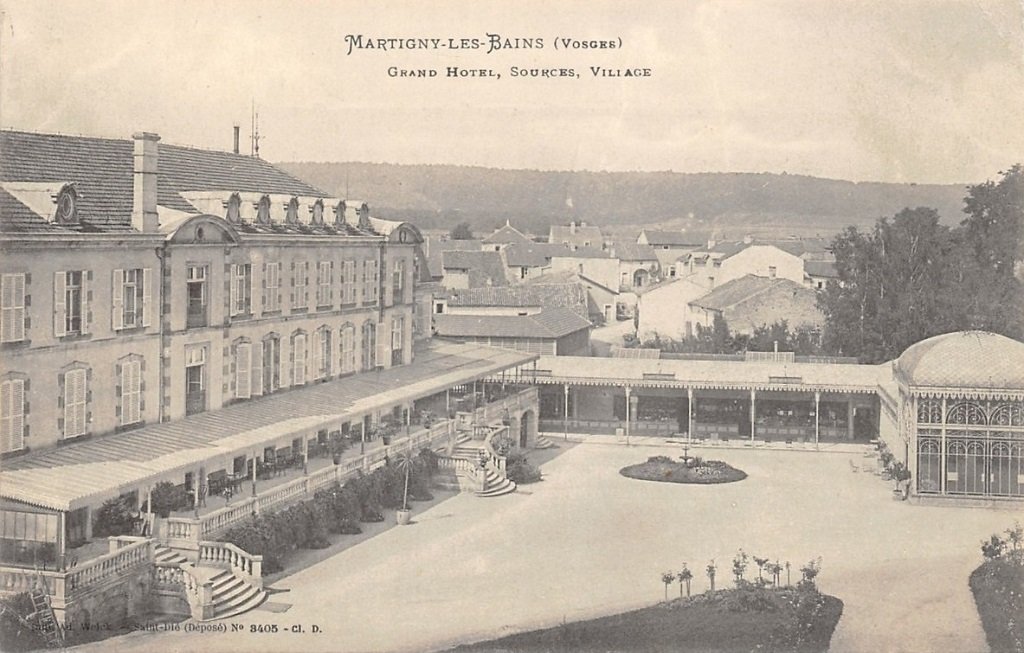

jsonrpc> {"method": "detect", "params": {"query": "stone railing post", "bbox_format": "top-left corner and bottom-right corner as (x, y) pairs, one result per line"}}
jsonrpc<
(251, 556), (263, 589)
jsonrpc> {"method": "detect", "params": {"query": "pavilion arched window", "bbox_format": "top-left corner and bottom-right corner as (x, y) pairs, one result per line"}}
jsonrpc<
(917, 398), (942, 424)
(946, 441), (967, 494)
(946, 401), (986, 426)
(990, 403), (1024, 427)
(962, 441), (987, 495)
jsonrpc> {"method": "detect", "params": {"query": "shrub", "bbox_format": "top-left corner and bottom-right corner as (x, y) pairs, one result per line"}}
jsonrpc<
(0, 592), (47, 652)
(93, 495), (136, 537)
(506, 452), (542, 484)
(150, 481), (188, 517)
(647, 455), (675, 464)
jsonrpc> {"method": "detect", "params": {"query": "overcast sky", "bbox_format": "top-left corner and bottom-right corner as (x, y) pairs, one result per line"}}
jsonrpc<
(2, 0), (1022, 184)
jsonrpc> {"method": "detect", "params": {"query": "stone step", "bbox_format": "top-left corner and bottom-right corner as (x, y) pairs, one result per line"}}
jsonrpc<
(534, 435), (558, 449)
(213, 586), (266, 621)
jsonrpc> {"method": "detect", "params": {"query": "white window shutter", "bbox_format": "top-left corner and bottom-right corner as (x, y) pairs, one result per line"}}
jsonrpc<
(376, 331), (388, 368)
(81, 271), (91, 334)
(294, 334), (306, 385)
(229, 264), (239, 316)
(53, 272), (67, 337)
(1, 274), (25, 342)
(112, 269), (125, 330)
(236, 343), (252, 399)
(311, 330), (323, 380)
(142, 268), (152, 327)
(251, 343), (264, 396)
(1, 379), (24, 452)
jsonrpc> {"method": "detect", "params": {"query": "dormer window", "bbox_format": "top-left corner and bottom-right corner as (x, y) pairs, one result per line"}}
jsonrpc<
(224, 193), (242, 223)
(310, 199), (324, 225)
(54, 184), (79, 224)
(256, 195), (271, 224)
(285, 197), (299, 223)
(333, 201), (347, 226)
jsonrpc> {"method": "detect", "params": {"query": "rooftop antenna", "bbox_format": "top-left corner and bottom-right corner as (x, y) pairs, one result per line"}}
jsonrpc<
(250, 100), (261, 158)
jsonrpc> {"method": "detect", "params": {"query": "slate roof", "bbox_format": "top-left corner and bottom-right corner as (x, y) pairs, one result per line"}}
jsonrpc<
(691, 275), (793, 311)
(550, 223), (604, 247)
(503, 241), (572, 268)
(804, 260), (838, 278)
(690, 275), (822, 332)
(640, 229), (706, 247)
(0, 129), (328, 234)
(434, 306), (592, 339)
(554, 245), (610, 259)
(442, 250), (509, 287)
(611, 242), (659, 262)
(423, 237), (483, 277)
(482, 222), (532, 245)
(447, 280), (589, 318)
(896, 331), (1024, 390)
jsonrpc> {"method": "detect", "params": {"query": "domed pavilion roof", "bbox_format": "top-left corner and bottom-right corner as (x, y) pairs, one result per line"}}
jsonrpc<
(896, 331), (1024, 390)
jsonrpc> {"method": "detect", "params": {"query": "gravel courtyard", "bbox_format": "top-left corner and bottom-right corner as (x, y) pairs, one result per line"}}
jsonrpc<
(76, 442), (1014, 653)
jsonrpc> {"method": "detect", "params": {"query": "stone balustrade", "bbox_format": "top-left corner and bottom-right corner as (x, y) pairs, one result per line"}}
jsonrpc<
(197, 541), (263, 589)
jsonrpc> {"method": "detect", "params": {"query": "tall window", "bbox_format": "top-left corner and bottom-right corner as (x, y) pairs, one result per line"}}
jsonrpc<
(54, 270), (89, 336)
(0, 378), (25, 453)
(342, 260), (356, 305)
(391, 316), (404, 367)
(340, 323), (356, 374)
(1, 274), (26, 343)
(316, 261), (333, 308)
(392, 259), (405, 303)
(230, 264), (252, 316)
(186, 265), (207, 328)
(112, 268), (151, 330)
(235, 341), (252, 399)
(119, 358), (142, 426)
(63, 367), (88, 438)
(263, 336), (280, 394)
(291, 332), (307, 386)
(263, 262), (281, 312)
(313, 327), (331, 380)
(363, 259), (378, 305)
(293, 261), (309, 310)
(361, 321), (376, 371)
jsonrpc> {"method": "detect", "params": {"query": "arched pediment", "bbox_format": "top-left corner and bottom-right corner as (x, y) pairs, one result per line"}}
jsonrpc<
(164, 214), (241, 245)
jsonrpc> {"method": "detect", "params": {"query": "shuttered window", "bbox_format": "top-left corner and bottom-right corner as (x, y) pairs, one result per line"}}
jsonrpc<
(292, 332), (307, 386)
(263, 262), (281, 312)
(120, 359), (142, 425)
(230, 264), (252, 316)
(317, 262), (333, 307)
(342, 260), (356, 304)
(64, 368), (88, 438)
(340, 324), (356, 374)
(0, 379), (25, 453)
(1, 274), (26, 343)
(293, 261), (309, 309)
(235, 342), (252, 399)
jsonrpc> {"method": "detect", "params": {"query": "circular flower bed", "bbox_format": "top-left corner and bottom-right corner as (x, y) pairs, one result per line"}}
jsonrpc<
(621, 455), (747, 484)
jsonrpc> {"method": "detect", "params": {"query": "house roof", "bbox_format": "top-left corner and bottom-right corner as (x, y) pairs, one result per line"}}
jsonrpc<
(423, 237), (483, 277)
(448, 279), (589, 318)
(611, 242), (658, 262)
(690, 275), (823, 332)
(503, 241), (572, 268)
(896, 331), (1024, 391)
(441, 250), (509, 287)
(482, 222), (532, 245)
(640, 229), (706, 247)
(804, 260), (838, 278)
(549, 223), (604, 246)
(1, 129), (334, 234)
(555, 245), (610, 259)
(434, 306), (592, 339)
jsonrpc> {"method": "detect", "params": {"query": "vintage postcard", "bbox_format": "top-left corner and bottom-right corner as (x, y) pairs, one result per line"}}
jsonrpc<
(1, 1), (1022, 652)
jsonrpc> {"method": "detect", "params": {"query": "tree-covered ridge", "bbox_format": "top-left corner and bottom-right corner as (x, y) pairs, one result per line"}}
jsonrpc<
(819, 165), (1024, 363)
(278, 162), (968, 235)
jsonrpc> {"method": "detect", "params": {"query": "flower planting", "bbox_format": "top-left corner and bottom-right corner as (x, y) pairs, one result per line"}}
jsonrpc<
(620, 454), (747, 485)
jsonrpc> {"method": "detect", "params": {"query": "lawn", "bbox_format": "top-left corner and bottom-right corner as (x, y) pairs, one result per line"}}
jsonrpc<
(621, 455), (747, 484)
(452, 586), (843, 653)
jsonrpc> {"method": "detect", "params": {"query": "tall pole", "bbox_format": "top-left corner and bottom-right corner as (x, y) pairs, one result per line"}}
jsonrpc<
(251, 450), (257, 497)
(303, 436), (309, 474)
(625, 385), (632, 445)
(814, 392), (820, 449)
(563, 383), (569, 441)
(360, 419), (366, 455)
(750, 389), (756, 442)
(687, 388), (694, 445)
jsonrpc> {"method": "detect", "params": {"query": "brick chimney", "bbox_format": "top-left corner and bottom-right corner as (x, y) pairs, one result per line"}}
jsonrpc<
(132, 132), (160, 233)
(233, 125), (240, 154)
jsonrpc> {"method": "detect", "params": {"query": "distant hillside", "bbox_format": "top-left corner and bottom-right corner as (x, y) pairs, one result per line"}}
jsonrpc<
(278, 162), (971, 237)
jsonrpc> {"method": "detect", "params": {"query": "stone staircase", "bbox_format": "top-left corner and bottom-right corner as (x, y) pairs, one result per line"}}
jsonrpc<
(153, 543), (266, 620)
(208, 568), (266, 620)
(448, 443), (517, 498)
(534, 434), (558, 449)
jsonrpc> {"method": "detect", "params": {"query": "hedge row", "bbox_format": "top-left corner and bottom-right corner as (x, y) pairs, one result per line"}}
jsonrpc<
(220, 448), (438, 574)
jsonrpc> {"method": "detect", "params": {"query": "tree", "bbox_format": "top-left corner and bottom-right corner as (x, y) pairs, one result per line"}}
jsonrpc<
(706, 560), (717, 593)
(678, 564), (693, 598)
(450, 222), (474, 240)
(661, 571), (675, 601)
(957, 165), (1024, 338)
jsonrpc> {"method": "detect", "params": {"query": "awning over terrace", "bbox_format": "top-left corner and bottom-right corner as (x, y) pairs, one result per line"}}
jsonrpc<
(1, 340), (536, 512)
(528, 355), (891, 394)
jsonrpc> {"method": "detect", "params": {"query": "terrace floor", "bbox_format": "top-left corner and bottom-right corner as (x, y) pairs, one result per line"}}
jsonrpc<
(73, 443), (1012, 653)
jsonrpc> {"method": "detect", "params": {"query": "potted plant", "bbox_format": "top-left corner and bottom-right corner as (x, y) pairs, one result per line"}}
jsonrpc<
(150, 481), (187, 518)
(394, 450), (415, 525)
